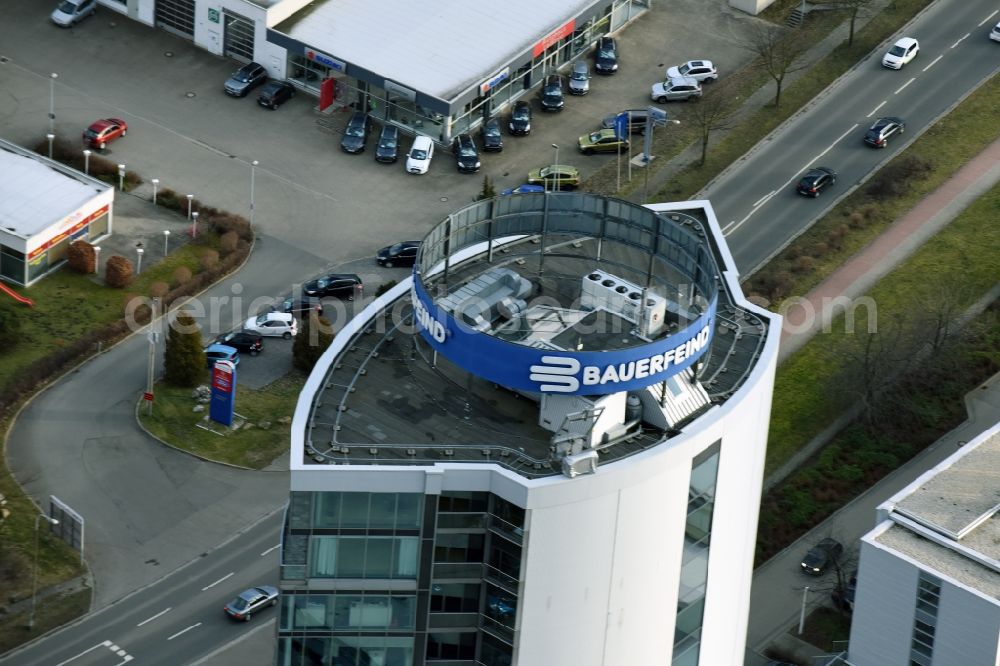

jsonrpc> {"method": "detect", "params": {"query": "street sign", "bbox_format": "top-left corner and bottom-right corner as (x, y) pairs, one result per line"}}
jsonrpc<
(614, 112), (629, 140)
(143, 392), (154, 402)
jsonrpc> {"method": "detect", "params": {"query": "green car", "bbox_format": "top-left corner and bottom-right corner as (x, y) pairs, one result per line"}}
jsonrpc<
(578, 128), (629, 155)
(526, 164), (581, 190)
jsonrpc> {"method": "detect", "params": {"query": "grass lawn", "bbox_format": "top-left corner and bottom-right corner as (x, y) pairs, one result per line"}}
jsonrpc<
(138, 370), (306, 469)
(0, 589), (91, 655)
(795, 606), (852, 652)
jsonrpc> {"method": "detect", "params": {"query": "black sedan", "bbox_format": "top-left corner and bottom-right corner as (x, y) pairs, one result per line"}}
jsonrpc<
(594, 36), (618, 74)
(800, 537), (843, 575)
(213, 330), (263, 356)
(539, 75), (564, 111)
(452, 134), (481, 173)
(795, 166), (837, 198)
(303, 273), (363, 300)
(375, 125), (399, 163)
(340, 112), (370, 154)
(480, 118), (503, 152)
(864, 116), (905, 148)
(508, 101), (532, 136)
(377, 241), (420, 268)
(257, 81), (295, 109)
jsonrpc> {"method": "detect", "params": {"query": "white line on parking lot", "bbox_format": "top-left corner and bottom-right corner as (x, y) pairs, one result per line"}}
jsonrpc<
(260, 543), (281, 556)
(54, 641), (113, 666)
(167, 622), (202, 641)
(201, 572), (234, 591)
(894, 78), (915, 94)
(922, 55), (943, 72)
(753, 191), (776, 207)
(950, 33), (970, 48)
(137, 607), (172, 626)
(979, 10), (998, 26)
(866, 101), (887, 118)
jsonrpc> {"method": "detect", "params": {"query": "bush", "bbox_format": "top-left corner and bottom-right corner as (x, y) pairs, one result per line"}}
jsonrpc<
(0, 302), (23, 348)
(374, 280), (398, 297)
(210, 213), (252, 242)
(149, 281), (170, 299)
(793, 256), (816, 274)
(123, 293), (152, 325)
(105, 255), (134, 288)
(164, 310), (205, 387)
(219, 231), (239, 256)
(172, 266), (192, 287)
(67, 240), (96, 274)
(865, 155), (932, 199)
(157, 187), (181, 211)
(200, 249), (219, 272)
(293, 311), (334, 372)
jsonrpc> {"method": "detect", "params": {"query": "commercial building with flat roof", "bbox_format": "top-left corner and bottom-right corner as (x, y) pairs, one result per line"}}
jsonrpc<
(277, 193), (780, 666)
(848, 421), (1000, 666)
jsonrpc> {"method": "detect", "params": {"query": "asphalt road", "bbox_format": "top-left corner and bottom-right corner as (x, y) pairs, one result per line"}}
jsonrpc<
(706, 0), (1000, 275)
(0, 512), (284, 666)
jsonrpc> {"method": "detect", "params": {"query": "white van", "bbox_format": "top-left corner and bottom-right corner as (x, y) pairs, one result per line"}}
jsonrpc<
(51, 0), (97, 27)
(406, 135), (434, 174)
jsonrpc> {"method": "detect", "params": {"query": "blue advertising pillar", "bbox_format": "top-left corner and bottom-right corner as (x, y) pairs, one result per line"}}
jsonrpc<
(209, 359), (236, 426)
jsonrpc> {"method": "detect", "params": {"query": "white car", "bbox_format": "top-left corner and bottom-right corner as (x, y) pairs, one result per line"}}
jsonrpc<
(882, 37), (919, 69)
(244, 311), (297, 339)
(406, 135), (434, 174)
(50, 0), (97, 27)
(990, 22), (1000, 43)
(650, 76), (702, 103)
(665, 60), (718, 83)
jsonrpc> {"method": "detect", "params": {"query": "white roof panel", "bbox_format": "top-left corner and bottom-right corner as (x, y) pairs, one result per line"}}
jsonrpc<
(282, 0), (594, 100)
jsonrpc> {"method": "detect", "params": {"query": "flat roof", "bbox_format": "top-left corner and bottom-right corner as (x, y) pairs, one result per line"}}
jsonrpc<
(875, 426), (1000, 597)
(0, 140), (109, 240)
(277, 0), (595, 100)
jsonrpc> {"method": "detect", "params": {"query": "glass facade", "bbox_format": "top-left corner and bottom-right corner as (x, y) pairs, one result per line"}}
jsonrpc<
(672, 441), (721, 666)
(278, 490), (524, 666)
(909, 572), (941, 666)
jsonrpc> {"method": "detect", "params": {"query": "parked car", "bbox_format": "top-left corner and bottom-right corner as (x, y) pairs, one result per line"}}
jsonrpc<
(882, 37), (919, 69)
(340, 112), (371, 154)
(665, 60), (718, 83)
(204, 344), (240, 368)
(800, 537), (843, 575)
(257, 81), (295, 109)
(795, 166), (837, 197)
(578, 128), (629, 154)
(568, 61), (591, 95)
(224, 62), (267, 97)
(375, 125), (399, 163)
(224, 586), (279, 622)
(831, 569), (858, 612)
(376, 240), (421, 267)
(213, 331), (263, 356)
(282, 297), (324, 318)
(508, 101), (532, 136)
(303, 273), (363, 300)
(650, 76), (702, 103)
(500, 184), (545, 196)
(601, 109), (649, 135)
(526, 165), (580, 190)
(863, 116), (905, 148)
(991, 22), (1000, 42)
(50, 0), (96, 27)
(244, 311), (297, 339)
(452, 134), (481, 173)
(82, 118), (128, 150)
(539, 75), (565, 111)
(594, 36), (618, 74)
(406, 135), (434, 174)
(480, 118), (504, 152)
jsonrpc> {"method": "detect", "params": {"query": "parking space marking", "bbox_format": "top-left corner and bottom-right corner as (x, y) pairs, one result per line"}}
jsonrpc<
(167, 622), (202, 641)
(979, 10), (998, 26)
(260, 543), (281, 556)
(137, 607), (171, 627)
(866, 100), (887, 118)
(201, 572), (234, 591)
(894, 78), (915, 94)
(950, 33), (970, 48)
(922, 55), (943, 71)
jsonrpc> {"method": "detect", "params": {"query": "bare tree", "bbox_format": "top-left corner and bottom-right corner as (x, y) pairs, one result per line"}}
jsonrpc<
(740, 22), (810, 108)
(687, 78), (741, 165)
(825, 0), (878, 46)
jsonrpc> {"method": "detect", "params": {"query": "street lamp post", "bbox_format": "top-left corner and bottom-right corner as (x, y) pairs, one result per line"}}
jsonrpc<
(798, 586), (810, 635)
(117, 164), (126, 192)
(641, 118), (680, 202)
(136, 246), (144, 275)
(48, 73), (58, 136)
(28, 513), (60, 630)
(93, 246), (101, 275)
(45, 133), (54, 159)
(249, 160), (258, 227)
(186, 194), (194, 220)
(191, 211), (199, 239)
(551, 143), (559, 192)
(83, 149), (91, 175)
(163, 230), (171, 256)
(151, 178), (159, 205)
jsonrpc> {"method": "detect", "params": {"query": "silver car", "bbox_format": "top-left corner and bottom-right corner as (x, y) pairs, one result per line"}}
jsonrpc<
(568, 61), (591, 95)
(50, 0), (96, 27)
(650, 75), (702, 103)
(224, 586), (279, 621)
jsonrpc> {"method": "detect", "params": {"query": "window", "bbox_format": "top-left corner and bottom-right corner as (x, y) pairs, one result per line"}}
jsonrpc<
(431, 583), (480, 613)
(909, 572), (941, 666)
(312, 492), (422, 530)
(310, 536), (418, 579)
(427, 632), (476, 660)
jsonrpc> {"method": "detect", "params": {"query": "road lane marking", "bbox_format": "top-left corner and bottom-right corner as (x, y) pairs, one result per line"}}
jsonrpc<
(894, 78), (915, 94)
(922, 55), (943, 71)
(201, 572), (234, 591)
(260, 543), (281, 556)
(55, 641), (113, 666)
(812, 123), (859, 161)
(137, 607), (172, 626)
(866, 101), (887, 118)
(724, 220), (736, 233)
(113, 657), (134, 665)
(979, 10), (998, 26)
(950, 34), (970, 48)
(753, 190), (776, 207)
(167, 622), (203, 640)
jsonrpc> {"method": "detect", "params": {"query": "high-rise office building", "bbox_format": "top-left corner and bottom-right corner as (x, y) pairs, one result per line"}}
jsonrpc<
(276, 195), (780, 666)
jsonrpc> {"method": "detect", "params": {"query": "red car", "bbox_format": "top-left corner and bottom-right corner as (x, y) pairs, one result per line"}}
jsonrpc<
(83, 118), (128, 150)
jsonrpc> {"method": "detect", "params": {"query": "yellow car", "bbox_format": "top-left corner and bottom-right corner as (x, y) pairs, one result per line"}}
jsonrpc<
(526, 164), (581, 190)
(578, 128), (629, 155)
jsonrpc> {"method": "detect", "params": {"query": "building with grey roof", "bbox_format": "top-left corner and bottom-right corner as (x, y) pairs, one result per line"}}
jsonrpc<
(848, 421), (1000, 666)
(277, 194), (780, 666)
